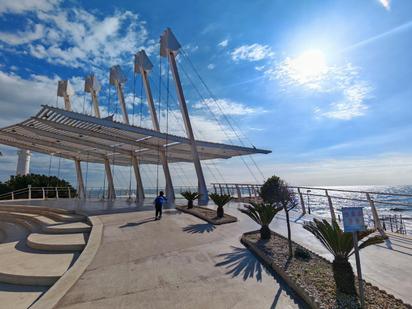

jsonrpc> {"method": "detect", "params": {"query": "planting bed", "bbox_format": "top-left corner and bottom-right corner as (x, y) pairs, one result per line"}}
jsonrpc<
(176, 205), (237, 225)
(242, 231), (411, 309)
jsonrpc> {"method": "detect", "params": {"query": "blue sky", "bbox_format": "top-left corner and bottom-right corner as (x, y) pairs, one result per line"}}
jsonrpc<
(0, 0), (411, 187)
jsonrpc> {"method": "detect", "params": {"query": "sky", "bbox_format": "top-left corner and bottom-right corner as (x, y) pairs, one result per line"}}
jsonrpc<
(0, 0), (411, 188)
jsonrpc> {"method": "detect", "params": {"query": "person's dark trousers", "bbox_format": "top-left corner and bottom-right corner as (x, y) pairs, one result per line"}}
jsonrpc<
(155, 205), (162, 218)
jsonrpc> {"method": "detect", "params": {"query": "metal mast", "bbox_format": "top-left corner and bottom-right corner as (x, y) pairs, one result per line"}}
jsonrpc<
(57, 80), (86, 199)
(84, 74), (101, 118)
(109, 65), (145, 204)
(160, 28), (209, 205)
(134, 50), (175, 204)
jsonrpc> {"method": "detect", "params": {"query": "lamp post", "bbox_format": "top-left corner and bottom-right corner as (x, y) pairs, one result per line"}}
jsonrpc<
(306, 190), (311, 214)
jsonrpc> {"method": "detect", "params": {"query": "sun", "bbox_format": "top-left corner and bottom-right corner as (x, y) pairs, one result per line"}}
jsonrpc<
(282, 49), (328, 87)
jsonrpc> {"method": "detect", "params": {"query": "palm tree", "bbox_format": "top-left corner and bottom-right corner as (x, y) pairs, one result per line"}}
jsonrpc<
(239, 202), (283, 239)
(209, 193), (233, 218)
(181, 191), (200, 209)
(303, 219), (384, 295)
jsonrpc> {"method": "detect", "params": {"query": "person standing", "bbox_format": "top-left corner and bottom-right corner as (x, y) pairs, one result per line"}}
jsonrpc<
(154, 191), (167, 220)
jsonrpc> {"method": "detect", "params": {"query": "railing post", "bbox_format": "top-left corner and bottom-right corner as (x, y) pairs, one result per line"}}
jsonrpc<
(219, 184), (223, 195)
(68, 187), (71, 198)
(213, 184), (217, 194)
(28, 185), (31, 200)
(253, 186), (258, 198)
(248, 185), (252, 198)
(55, 187), (59, 199)
(325, 190), (337, 222)
(225, 184), (230, 195)
(42, 187), (45, 200)
(236, 185), (242, 199)
(297, 188), (306, 214)
(366, 193), (386, 237)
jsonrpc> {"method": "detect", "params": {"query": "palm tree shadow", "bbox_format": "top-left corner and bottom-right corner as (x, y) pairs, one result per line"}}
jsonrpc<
(215, 246), (270, 282)
(182, 223), (216, 234)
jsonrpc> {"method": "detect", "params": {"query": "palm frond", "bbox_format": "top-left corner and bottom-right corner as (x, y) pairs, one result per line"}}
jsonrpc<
(238, 202), (282, 226)
(181, 191), (200, 201)
(209, 193), (233, 207)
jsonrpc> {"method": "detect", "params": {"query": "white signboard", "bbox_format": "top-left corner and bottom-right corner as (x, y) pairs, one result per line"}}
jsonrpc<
(342, 207), (365, 233)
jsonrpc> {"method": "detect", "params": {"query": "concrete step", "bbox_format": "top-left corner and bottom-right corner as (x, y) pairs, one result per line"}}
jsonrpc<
(0, 241), (78, 286)
(0, 204), (75, 215)
(0, 212), (91, 234)
(27, 233), (87, 251)
(44, 222), (91, 234)
(0, 282), (47, 309)
(0, 221), (30, 243)
(0, 205), (85, 223)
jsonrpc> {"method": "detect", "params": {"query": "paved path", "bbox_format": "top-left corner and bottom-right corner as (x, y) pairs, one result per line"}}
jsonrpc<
(11, 199), (412, 308)
(56, 205), (305, 309)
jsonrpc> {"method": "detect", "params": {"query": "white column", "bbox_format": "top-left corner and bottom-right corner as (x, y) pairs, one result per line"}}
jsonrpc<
(85, 75), (101, 118)
(104, 158), (116, 200)
(57, 80), (74, 111)
(16, 149), (31, 175)
(135, 50), (175, 204)
(161, 28), (208, 205)
(131, 155), (145, 205)
(74, 159), (86, 199)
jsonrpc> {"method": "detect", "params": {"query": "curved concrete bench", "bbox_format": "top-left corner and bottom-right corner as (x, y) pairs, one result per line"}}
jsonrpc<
(0, 241), (78, 286)
(27, 233), (87, 252)
(0, 212), (91, 234)
(0, 205), (86, 223)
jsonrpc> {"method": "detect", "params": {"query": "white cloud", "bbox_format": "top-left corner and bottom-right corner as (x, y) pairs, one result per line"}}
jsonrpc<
(0, 0), (59, 14)
(1, 4), (154, 70)
(207, 63), (215, 70)
(0, 23), (44, 45)
(378, 0), (390, 10)
(231, 44), (274, 62)
(218, 39), (228, 47)
(267, 52), (373, 121)
(193, 98), (262, 116)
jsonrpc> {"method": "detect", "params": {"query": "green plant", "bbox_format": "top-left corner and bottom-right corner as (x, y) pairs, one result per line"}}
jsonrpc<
(209, 193), (233, 218)
(303, 219), (384, 295)
(180, 191), (200, 209)
(294, 247), (311, 261)
(260, 175), (297, 256)
(239, 201), (283, 239)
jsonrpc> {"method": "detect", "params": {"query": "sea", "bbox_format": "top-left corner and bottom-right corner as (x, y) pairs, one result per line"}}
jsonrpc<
(300, 185), (412, 234)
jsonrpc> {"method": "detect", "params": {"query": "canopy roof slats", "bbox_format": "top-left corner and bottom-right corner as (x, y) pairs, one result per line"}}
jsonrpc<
(0, 105), (271, 166)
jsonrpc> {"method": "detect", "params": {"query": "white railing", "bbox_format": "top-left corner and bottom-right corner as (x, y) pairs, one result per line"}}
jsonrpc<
(0, 186), (76, 201)
(210, 183), (412, 235)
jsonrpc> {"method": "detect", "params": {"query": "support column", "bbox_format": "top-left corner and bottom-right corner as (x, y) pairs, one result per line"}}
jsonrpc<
(16, 149), (31, 175)
(74, 159), (86, 199)
(131, 155), (145, 205)
(57, 80), (73, 111)
(110, 65), (144, 202)
(297, 188), (306, 214)
(85, 75), (101, 118)
(135, 50), (174, 204)
(161, 28), (208, 205)
(104, 158), (116, 200)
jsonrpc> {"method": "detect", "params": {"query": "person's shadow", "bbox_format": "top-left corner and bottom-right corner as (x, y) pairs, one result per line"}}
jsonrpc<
(119, 217), (155, 228)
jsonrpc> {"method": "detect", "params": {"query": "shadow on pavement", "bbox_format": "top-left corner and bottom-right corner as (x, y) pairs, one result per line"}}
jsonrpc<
(119, 217), (156, 228)
(182, 223), (216, 234)
(215, 246), (309, 308)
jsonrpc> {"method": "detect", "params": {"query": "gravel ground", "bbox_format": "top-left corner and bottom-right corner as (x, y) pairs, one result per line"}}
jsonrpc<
(176, 206), (237, 224)
(244, 231), (411, 309)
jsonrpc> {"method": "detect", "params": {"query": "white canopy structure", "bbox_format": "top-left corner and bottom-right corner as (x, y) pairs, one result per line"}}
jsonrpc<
(0, 28), (271, 205)
(0, 105), (270, 165)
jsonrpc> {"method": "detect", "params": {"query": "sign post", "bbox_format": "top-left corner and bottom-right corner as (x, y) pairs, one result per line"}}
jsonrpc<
(342, 206), (366, 308)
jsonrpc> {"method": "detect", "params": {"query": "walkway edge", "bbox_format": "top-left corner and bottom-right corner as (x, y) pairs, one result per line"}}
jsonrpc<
(31, 215), (103, 309)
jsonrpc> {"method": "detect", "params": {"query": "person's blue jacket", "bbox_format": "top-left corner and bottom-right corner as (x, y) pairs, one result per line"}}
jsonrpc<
(154, 195), (167, 207)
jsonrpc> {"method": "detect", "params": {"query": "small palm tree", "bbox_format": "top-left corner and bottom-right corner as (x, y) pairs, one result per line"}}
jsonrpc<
(181, 191), (200, 209)
(303, 219), (384, 295)
(239, 202), (283, 239)
(209, 193), (233, 218)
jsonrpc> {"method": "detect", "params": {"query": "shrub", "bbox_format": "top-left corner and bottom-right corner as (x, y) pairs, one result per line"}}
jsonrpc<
(209, 193), (233, 218)
(180, 191), (200, 209)
(239, 202), (283, 239)
(294, 247), (311, 261)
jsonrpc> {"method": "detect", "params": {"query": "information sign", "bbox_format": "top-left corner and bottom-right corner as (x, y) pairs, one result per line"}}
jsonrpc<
(342, 207), (365, 233)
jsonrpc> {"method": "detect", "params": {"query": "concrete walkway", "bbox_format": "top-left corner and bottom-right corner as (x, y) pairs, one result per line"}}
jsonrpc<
(10, 199), (412, 308)
(56, 205), (306, 309)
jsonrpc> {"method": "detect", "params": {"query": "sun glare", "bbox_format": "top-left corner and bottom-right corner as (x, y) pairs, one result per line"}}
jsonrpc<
(282, 49), (329, 88)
